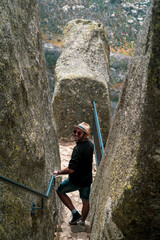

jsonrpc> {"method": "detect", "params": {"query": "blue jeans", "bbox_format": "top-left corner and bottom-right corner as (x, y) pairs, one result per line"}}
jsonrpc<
(57, 178), (91, 201)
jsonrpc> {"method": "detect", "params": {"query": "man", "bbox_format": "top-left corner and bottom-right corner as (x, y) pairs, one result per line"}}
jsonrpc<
(54, 122), (94, 225)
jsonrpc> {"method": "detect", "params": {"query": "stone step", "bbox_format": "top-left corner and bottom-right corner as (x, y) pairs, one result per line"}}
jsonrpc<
(58, 222), (91, 233)
(56, 231), (90, 239)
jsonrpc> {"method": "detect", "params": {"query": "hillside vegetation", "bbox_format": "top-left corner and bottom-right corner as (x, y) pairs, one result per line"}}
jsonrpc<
(38, 0), (151, 54)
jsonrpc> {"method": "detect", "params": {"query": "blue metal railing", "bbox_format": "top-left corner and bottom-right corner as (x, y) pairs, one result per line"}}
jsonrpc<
(0, 174), (55, 215)
(91, 100), (104, 167)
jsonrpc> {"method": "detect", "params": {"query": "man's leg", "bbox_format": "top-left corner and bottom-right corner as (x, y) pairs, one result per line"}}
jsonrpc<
(81, 199), (89, 222)
(78, 186), (91, 225)
(56, 190), (74, 211)
(56, 179), (81, 224)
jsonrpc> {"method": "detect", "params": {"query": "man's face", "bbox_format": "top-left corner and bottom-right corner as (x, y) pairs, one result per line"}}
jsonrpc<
(73, 128), (86, 142)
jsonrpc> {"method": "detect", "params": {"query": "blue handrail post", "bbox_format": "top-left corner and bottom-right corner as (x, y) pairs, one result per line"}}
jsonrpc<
(91, 100), (104, 167)
(45, 175), (55, 197)
(31, 198), (44, 216)
(30, 175), (55, 215)
(92, 134), (99, 168)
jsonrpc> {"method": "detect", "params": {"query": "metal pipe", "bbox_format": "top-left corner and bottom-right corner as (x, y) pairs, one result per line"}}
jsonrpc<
(0, 174), (55, 199)
(92, 100), (104, 156)
(92, 134), (99, 168)
(45, 175), (55, 197)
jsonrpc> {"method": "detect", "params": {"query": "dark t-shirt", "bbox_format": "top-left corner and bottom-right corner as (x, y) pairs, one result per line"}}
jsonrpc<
(68, 139), (94, 187)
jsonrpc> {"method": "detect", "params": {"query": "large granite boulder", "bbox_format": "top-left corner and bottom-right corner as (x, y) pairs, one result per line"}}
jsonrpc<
(0, 1), (61, 239)
(90, 1), (160, 239)
(52, 19), (111, 143)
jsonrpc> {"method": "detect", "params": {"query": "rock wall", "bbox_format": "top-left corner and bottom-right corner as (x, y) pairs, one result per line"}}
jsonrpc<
(90, 1), (160, 239)
(0, 1), (61, 239)
(43, 42), (62, 98)
(52, 19), (111, 143)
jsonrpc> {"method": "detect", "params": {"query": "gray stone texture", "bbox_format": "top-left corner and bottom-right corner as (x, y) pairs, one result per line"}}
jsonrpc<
(90, 1), (160, 239)
(0, 1), (61, 239)
(52, 19), (111, 143)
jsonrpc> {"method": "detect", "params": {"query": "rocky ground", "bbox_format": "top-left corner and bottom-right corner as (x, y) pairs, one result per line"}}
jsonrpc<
(54, 141), (96, 240)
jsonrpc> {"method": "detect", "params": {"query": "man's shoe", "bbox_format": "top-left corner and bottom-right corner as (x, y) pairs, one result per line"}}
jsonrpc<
(77, 220), (85, 226)
(69, 211), (81, 225)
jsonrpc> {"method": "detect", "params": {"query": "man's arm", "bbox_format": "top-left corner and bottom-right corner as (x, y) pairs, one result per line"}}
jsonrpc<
(54, 167), (75, 175)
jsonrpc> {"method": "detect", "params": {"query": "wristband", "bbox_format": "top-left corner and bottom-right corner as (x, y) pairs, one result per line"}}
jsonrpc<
(58, 170), (61, 175)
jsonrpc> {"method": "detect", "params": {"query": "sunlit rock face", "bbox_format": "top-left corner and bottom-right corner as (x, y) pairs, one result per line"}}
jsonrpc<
(52, 19), (111, 143)
(90, 1), (160, 239)
(0, 0), (61, 239)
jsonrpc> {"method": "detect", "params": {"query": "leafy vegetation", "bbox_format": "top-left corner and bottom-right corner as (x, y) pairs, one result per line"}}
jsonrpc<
(38, 0), (151, 54)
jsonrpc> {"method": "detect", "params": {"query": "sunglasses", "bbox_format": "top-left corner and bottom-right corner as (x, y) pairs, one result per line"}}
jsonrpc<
(73, 129), (84, 136)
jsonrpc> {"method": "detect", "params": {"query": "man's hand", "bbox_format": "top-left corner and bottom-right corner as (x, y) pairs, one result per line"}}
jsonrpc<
(54, 170), (59, 175)
(54, 170), (62, 176)
(53, 168), (75, 176)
